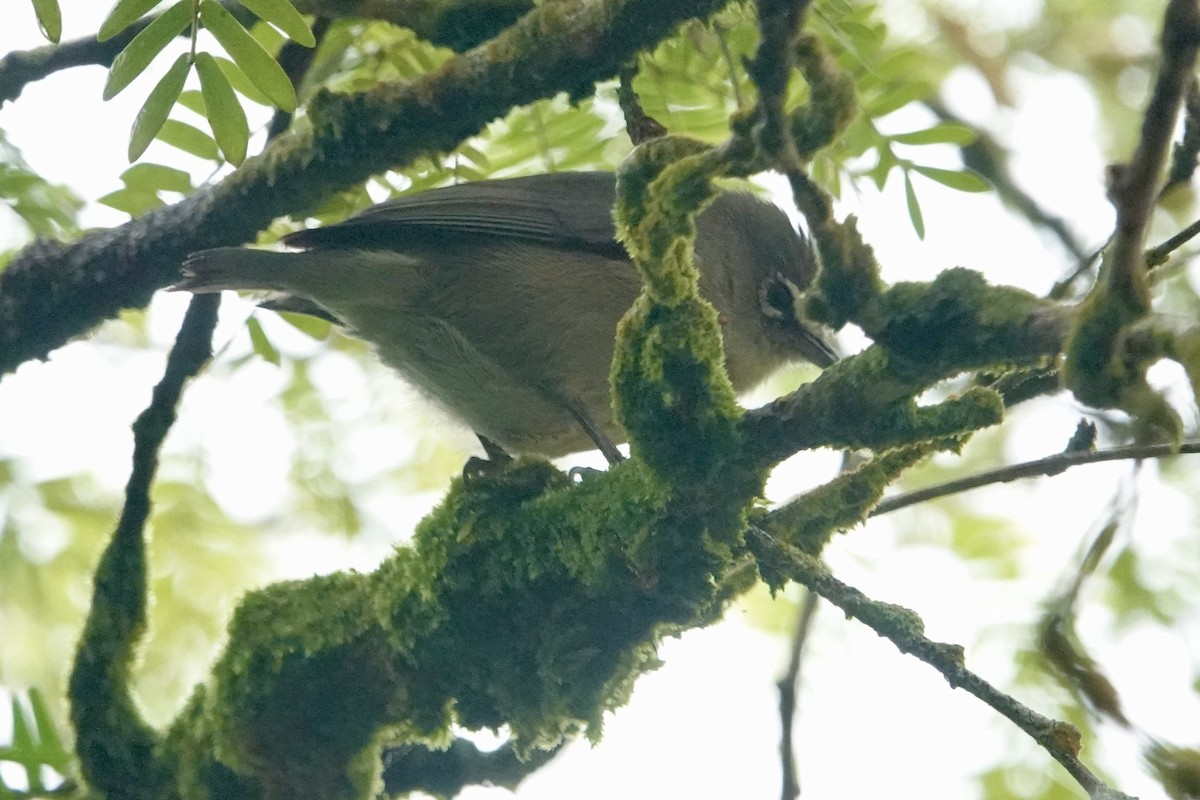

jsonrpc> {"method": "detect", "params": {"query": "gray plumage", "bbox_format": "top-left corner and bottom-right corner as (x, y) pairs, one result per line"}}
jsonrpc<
(178, 172), (834, 457)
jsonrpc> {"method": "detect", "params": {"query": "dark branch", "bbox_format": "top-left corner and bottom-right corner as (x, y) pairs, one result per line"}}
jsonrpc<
(766, 544), (1135, 800)
(381, 738), (561, 797)
(1105, 0), (1200, 307)
(616, 62), (667, 145)
(1145, 216), (1200, 267)
(776, 589), (818, 800)
(871, 440), (1200, 517)
(1162, 77), (1200, 195)
(925, 99), (1087, 263)
(267, 17), (333, 140)
(68, 294), (220, 797)
(290, 0), (533, 51)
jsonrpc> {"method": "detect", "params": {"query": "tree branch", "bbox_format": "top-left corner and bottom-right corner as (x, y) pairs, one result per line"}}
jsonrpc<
(871, 440), (1200, 517)
(381, 738), (562, 797)
(776, 589), (818, 800)
(0, 0), (732, 377)
(68, 294), (220, 798)
(1105, 0), (1200, 307)
(290, 0), (534, 51)
(764, 544), (1135, 800)
(740, 275), (1070, 469)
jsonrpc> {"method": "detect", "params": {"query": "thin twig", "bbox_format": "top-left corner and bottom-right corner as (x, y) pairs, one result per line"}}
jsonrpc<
(1145, 217), (1200, 267)
(923, 99), (1087, 263)
(742, 0), (814, 167)
(616, 62), (667, 145)
(770, 545), (1135, 800)
(871, 440), (1200, 517)
(266, 17), (332, 140)
(1162, 78), (1200, 195)
(776, 589), (819, 800)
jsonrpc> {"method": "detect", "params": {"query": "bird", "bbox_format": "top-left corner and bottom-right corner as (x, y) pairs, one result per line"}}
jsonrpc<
(176, 171), (836, 463)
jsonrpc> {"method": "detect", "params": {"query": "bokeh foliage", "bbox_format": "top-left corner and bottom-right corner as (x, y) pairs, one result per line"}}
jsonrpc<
(2, 0), (1199, 798)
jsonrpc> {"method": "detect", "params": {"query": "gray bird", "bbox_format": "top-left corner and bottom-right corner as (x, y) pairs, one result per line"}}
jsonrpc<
(177, 172), (835, 461)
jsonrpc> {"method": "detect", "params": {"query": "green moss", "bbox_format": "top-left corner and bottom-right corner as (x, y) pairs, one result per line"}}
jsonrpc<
(1063, 279), (1183, 442)
(610, 143), (753, 485)
(755, 441), (948, 581)
(842, 268), (1055, 387)
(790, 35), (858, 160)
(808, 214), (885, 329)
(157, 450), (766, 797)
(425, 0), (534, 51)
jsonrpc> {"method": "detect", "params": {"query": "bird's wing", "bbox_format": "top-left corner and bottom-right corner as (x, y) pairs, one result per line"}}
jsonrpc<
(283, 172), (626, 258)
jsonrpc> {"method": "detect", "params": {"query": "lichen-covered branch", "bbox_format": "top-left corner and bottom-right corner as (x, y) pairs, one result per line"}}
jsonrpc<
(1062, 0), (1200, 437)
(761, 543), (1135, 800)
(872, 439), (1200, 517)
(380, 738), (562, 797)
(753, 441), (956, 575)
(1106, 0), (1200, 303)
(741, 270), (1070, 468)
(68, 295), (219, 800)
(291, 0), (534, 51)
(0, 0), (731, 377)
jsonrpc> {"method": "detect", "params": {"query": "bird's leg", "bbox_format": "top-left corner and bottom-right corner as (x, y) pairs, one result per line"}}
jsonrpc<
(565, 398), (624, 466)
(463, 434), (514, 482)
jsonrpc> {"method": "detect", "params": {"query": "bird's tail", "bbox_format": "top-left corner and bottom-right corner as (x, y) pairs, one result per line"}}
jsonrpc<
(174, 247), (297, 293)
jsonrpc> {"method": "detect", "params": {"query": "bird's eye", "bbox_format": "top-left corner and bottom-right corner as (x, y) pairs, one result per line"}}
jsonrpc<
(760, 273), (799, 321)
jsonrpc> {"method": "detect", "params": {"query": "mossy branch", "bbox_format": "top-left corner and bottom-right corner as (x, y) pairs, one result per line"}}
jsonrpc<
(756, 543), (1134, 800)
(69, 296), (219, 799)
(1062, 0), (1200, 441)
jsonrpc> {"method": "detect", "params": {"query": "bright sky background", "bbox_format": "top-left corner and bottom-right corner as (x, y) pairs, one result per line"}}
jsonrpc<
(1, 2), (1197, 799)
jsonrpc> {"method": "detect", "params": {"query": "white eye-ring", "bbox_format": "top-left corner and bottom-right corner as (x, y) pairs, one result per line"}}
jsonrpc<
(760, 272), (803, 321)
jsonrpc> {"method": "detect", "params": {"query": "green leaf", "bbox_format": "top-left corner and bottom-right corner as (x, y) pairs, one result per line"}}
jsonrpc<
(903, 171), (925, 240)
(99, 186), (166, 215)
(891, 123), (978, 147)
(32, 0), (62, 43)
(26, 690), (69, 771)
(128, 52), (190, 161)
(98, 0), (161, 41)
(157, 119), (220, 159)
(246, 316), (281, 365)
(10, 698), (33, 752)
(864, 146), (897, 191)
(103, 0), (192, 100)
(199, 0), (296, 111)
(195, 51), (249, 164)
(912, 165), (991, 192)
(249, 17), (286, 52)
(121, 162), (193, 193)
(213, 56), (272, 106)
(177, 88), (207, 115)
(237, 0), (315, 46)
(866, 82), (932, 118)
(277, 311), (332, 340)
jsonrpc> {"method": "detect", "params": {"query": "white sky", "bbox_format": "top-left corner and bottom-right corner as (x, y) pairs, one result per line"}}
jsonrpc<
(1, 3), (1197, 799)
